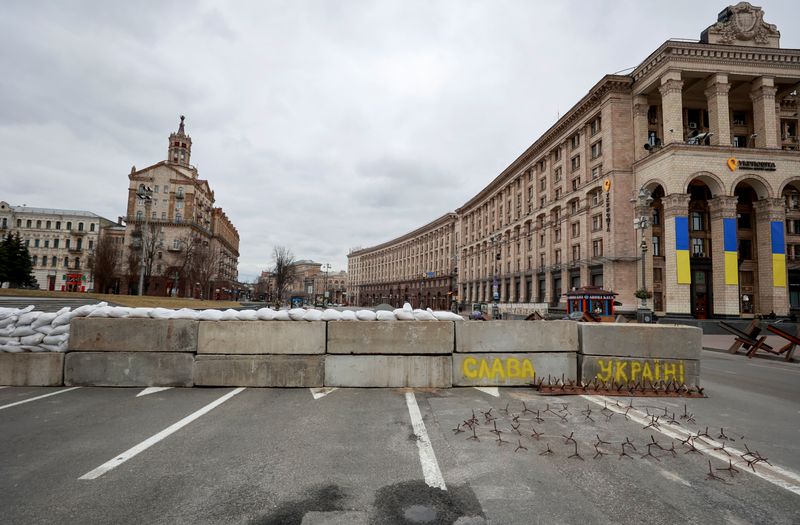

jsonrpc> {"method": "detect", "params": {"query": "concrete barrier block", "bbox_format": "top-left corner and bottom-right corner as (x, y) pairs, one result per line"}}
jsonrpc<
(327, 321), (454, 355)
(194, 355), (324, 387)
(64, 352), (194, 387)
(452, 352), (576, 386)
(455, 321), (578, 353)
(579, 323), (702, 359)
(579, 355), (700, 386)
(197, 321), (326, 355)
(0, 353), (64, 386)
(324, 355), (452, 387)
(69, 318), (198, 353)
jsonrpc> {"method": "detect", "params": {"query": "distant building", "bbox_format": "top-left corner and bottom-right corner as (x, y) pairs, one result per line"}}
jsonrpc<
(0, 200), (115, 291)
(121, 116), (241, 298)
(257, 261), (348, 305)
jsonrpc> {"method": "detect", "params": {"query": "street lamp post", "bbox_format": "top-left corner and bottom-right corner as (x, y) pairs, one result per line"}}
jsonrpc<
(634, 187), (654, 319)
(136, 186), (153, 296)
(323, 263), (331, 306)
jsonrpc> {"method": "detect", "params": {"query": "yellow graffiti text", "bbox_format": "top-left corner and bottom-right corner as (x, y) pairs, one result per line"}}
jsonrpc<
(595, 358), (685, 384)
(463, 357), (536, 380)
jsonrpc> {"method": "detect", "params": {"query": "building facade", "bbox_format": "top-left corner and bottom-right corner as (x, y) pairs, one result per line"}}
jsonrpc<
(0, 201), (115, 291)
(121, 116), (241, 299)
(347, 3), (800, 318)
(257, 263), (348, 305)
(347, 213), (457, 309)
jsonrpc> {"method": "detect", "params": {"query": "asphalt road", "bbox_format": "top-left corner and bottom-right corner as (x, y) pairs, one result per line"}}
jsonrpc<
(1, 351), (798, 525)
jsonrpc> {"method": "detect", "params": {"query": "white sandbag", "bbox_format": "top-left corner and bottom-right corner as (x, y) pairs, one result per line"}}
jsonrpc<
(21, 333), (45, 345)
(52, 311), (77, 326)
(273, 309), (290, 321)
(108, 307), (132, 318)
(39, 343), (67, 353)
(0, 344), (24, 353)
(393, 308), (414, 321)
(73, 303), (107, 317)
(220, 309), (239, 321)
(31, 312), (58, 329)
(340, 310), (357, 321)
(36, 325), (54, 335)
(355, 310), (377, 321)
(21, 345), (45, 352)
(198, 309), (224, 321)
(15, 305), (35, 315)
(0, 327), (13, 337)
(0, 315), (18, 328)
(376, 311), (396, 321)
(148, 307), (175, 319)
(321, 309), (342, 321)
(288, 308), (306, 321)
(303, 309), (323, 322)
(43, 334), (68, 345)
(236, 309), (259, 321)
(0, 336), (20, 344)
(87, 306), (113, 318)
(49, 324), (70, 336)
(172, 308), (199, 320)
(403, 302), (413, 312)
(17, 311), (41, 326)
(432, 311), (463, 321)
(55, 306), (71, 316)
(11, 326), (38, 337)
(0, 308), (17, 320)
(255, 308), (276, 321)
(413, 309), (436, 321)
(128, 307), (152, 318)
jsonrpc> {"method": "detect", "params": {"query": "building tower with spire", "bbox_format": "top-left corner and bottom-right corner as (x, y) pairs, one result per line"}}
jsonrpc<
(167, 115), (192, 167)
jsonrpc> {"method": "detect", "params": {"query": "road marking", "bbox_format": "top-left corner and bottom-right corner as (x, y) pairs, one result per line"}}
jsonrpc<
(136, 387), (173, 397)
(473, 386), (500, 397)
(79, 387), (246, 480)
(0, 387), (81, 411)
(581, 395), (800, 496)
(405, 391), (447, 491)
(310, 387), (338, 400)
(0, 386), (8, 390)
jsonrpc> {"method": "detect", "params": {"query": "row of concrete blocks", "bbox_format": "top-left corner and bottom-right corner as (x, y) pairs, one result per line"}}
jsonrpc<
(1, 319), (702, 387)
(0, 352), (701, 388)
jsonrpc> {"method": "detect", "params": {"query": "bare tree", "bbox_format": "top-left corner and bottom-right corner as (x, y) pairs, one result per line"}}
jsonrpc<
(191, 242), (221, 299)
(90, 232), (121, 294)
(142, 222), (162, 293)
(272, 246), (296, 307)
(126, 249), (141, 295)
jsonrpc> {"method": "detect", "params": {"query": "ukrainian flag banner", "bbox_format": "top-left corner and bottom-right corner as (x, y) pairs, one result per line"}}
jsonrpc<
(723, 218), (738, 285)
(771, 221), (786, 287)
(675, 216), (691, 284)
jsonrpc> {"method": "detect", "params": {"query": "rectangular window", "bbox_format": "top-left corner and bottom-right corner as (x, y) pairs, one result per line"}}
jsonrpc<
(554, 228), (561, 242)
(691, 237), (705, 257)
(34, 239), (40, 247)
(65, 239), (70, 249)
(53, 239), (59, 248)
(570, 133), (580, 150)
(555, 188), (562, 200)
(732, 111), (747, 126)
(738, 213), (752, 229)
(36, 220), (42, 228)
(690, 212), (705, 231)
(571, 222), (580, 238)
(90, 223), (95, 232)
(592, 214), (602, 231)
(44, 240), (49, 248)
(571, 244), (580, 261)
(591, 165), (602, 180)
(570, 155), (581, 172)
(555, 249), (561, 264)
(55, 221), (61, 230)
(540, 178), (546, 190)
(590, 141), (602, 159)
(154, 185), (159, 193)
(571, 177), (580, 191)
(738, 239), (753, 260)
(553, 148), (561, 161)
(652, 236), (661, 256)
(592, 239), (603, 257)
(26, 220), (32, 228)
(46, 221), (51, 229)
(590, 117), (601, 135)
(554, 167), (562, 182)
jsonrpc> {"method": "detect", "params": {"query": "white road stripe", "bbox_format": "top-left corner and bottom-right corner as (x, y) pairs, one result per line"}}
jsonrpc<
(0, 387), (81, 411)
(405, 391), (447, 491)
(310, 387), (338, 400)
(581, 394), (800, 496)
(79, 387), (246, 480)
(0, 386), (8, 390)
(473, 386), (500, 397)
(136, 387), (173, 397)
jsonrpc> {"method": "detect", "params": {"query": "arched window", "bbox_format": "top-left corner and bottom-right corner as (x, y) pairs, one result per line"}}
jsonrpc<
(136, 211), (143, 220)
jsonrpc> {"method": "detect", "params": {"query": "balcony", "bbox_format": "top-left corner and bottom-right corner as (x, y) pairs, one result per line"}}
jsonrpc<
(71, 229), (87, 236)
(175, 193), (185, 200)
(68, 247), (83, 253)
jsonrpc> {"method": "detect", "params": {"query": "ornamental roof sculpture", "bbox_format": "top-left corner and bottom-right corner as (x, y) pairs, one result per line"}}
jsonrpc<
(701, 2), (780, 48)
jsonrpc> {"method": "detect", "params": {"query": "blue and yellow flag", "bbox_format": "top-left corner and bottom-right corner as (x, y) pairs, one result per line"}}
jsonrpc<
(771, 221), (786, 287)
(675, 216), (691, 284)
(723, 218), (738, 285)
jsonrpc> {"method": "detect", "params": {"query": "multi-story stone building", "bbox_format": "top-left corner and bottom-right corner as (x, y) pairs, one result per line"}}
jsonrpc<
(121, 116), (241, 299)
(348, 3), (800, 319)
(347, 213), (458, 309)
(0, 201), (115, 291)
(257, 262), (348, 305)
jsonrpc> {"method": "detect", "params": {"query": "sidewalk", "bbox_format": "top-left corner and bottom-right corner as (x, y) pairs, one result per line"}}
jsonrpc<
(702, 335), (798, 363)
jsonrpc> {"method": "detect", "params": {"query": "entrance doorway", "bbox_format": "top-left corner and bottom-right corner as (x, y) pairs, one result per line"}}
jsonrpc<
(47, 275), (55, 291)
(690, 268), (712, 319)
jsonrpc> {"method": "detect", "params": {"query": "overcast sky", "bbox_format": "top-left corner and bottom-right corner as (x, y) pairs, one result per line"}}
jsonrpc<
(1, 1), (798, 281)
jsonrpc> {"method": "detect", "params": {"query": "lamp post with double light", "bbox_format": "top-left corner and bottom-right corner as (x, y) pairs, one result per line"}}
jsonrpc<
(136, 185), (153, 296)
(634, 187), (654, 321)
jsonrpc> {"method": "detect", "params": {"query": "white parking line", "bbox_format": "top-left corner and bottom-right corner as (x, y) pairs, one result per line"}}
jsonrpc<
(0, 386), (8, 390)
(581, 395), (800, 496)
(310, 387), (338, 399)
(136, 387), (173, 397)
(0, 387), (81, 411)
(79, 387), (246, 480)
(405, 392), (447, 491)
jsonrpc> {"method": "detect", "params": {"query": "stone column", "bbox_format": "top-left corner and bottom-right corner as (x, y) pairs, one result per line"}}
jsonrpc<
(662, 193), (692, 315)
(659, 71), (684, 145)
(750, 77), (778, 149)
(704, 74), (731, 147)
(508, 276), (516, 303)
(708, 196), (740, 316)
(753, 198), (788, 315)
(519, 273), (528, 303)
(633, 94), (650, 162)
